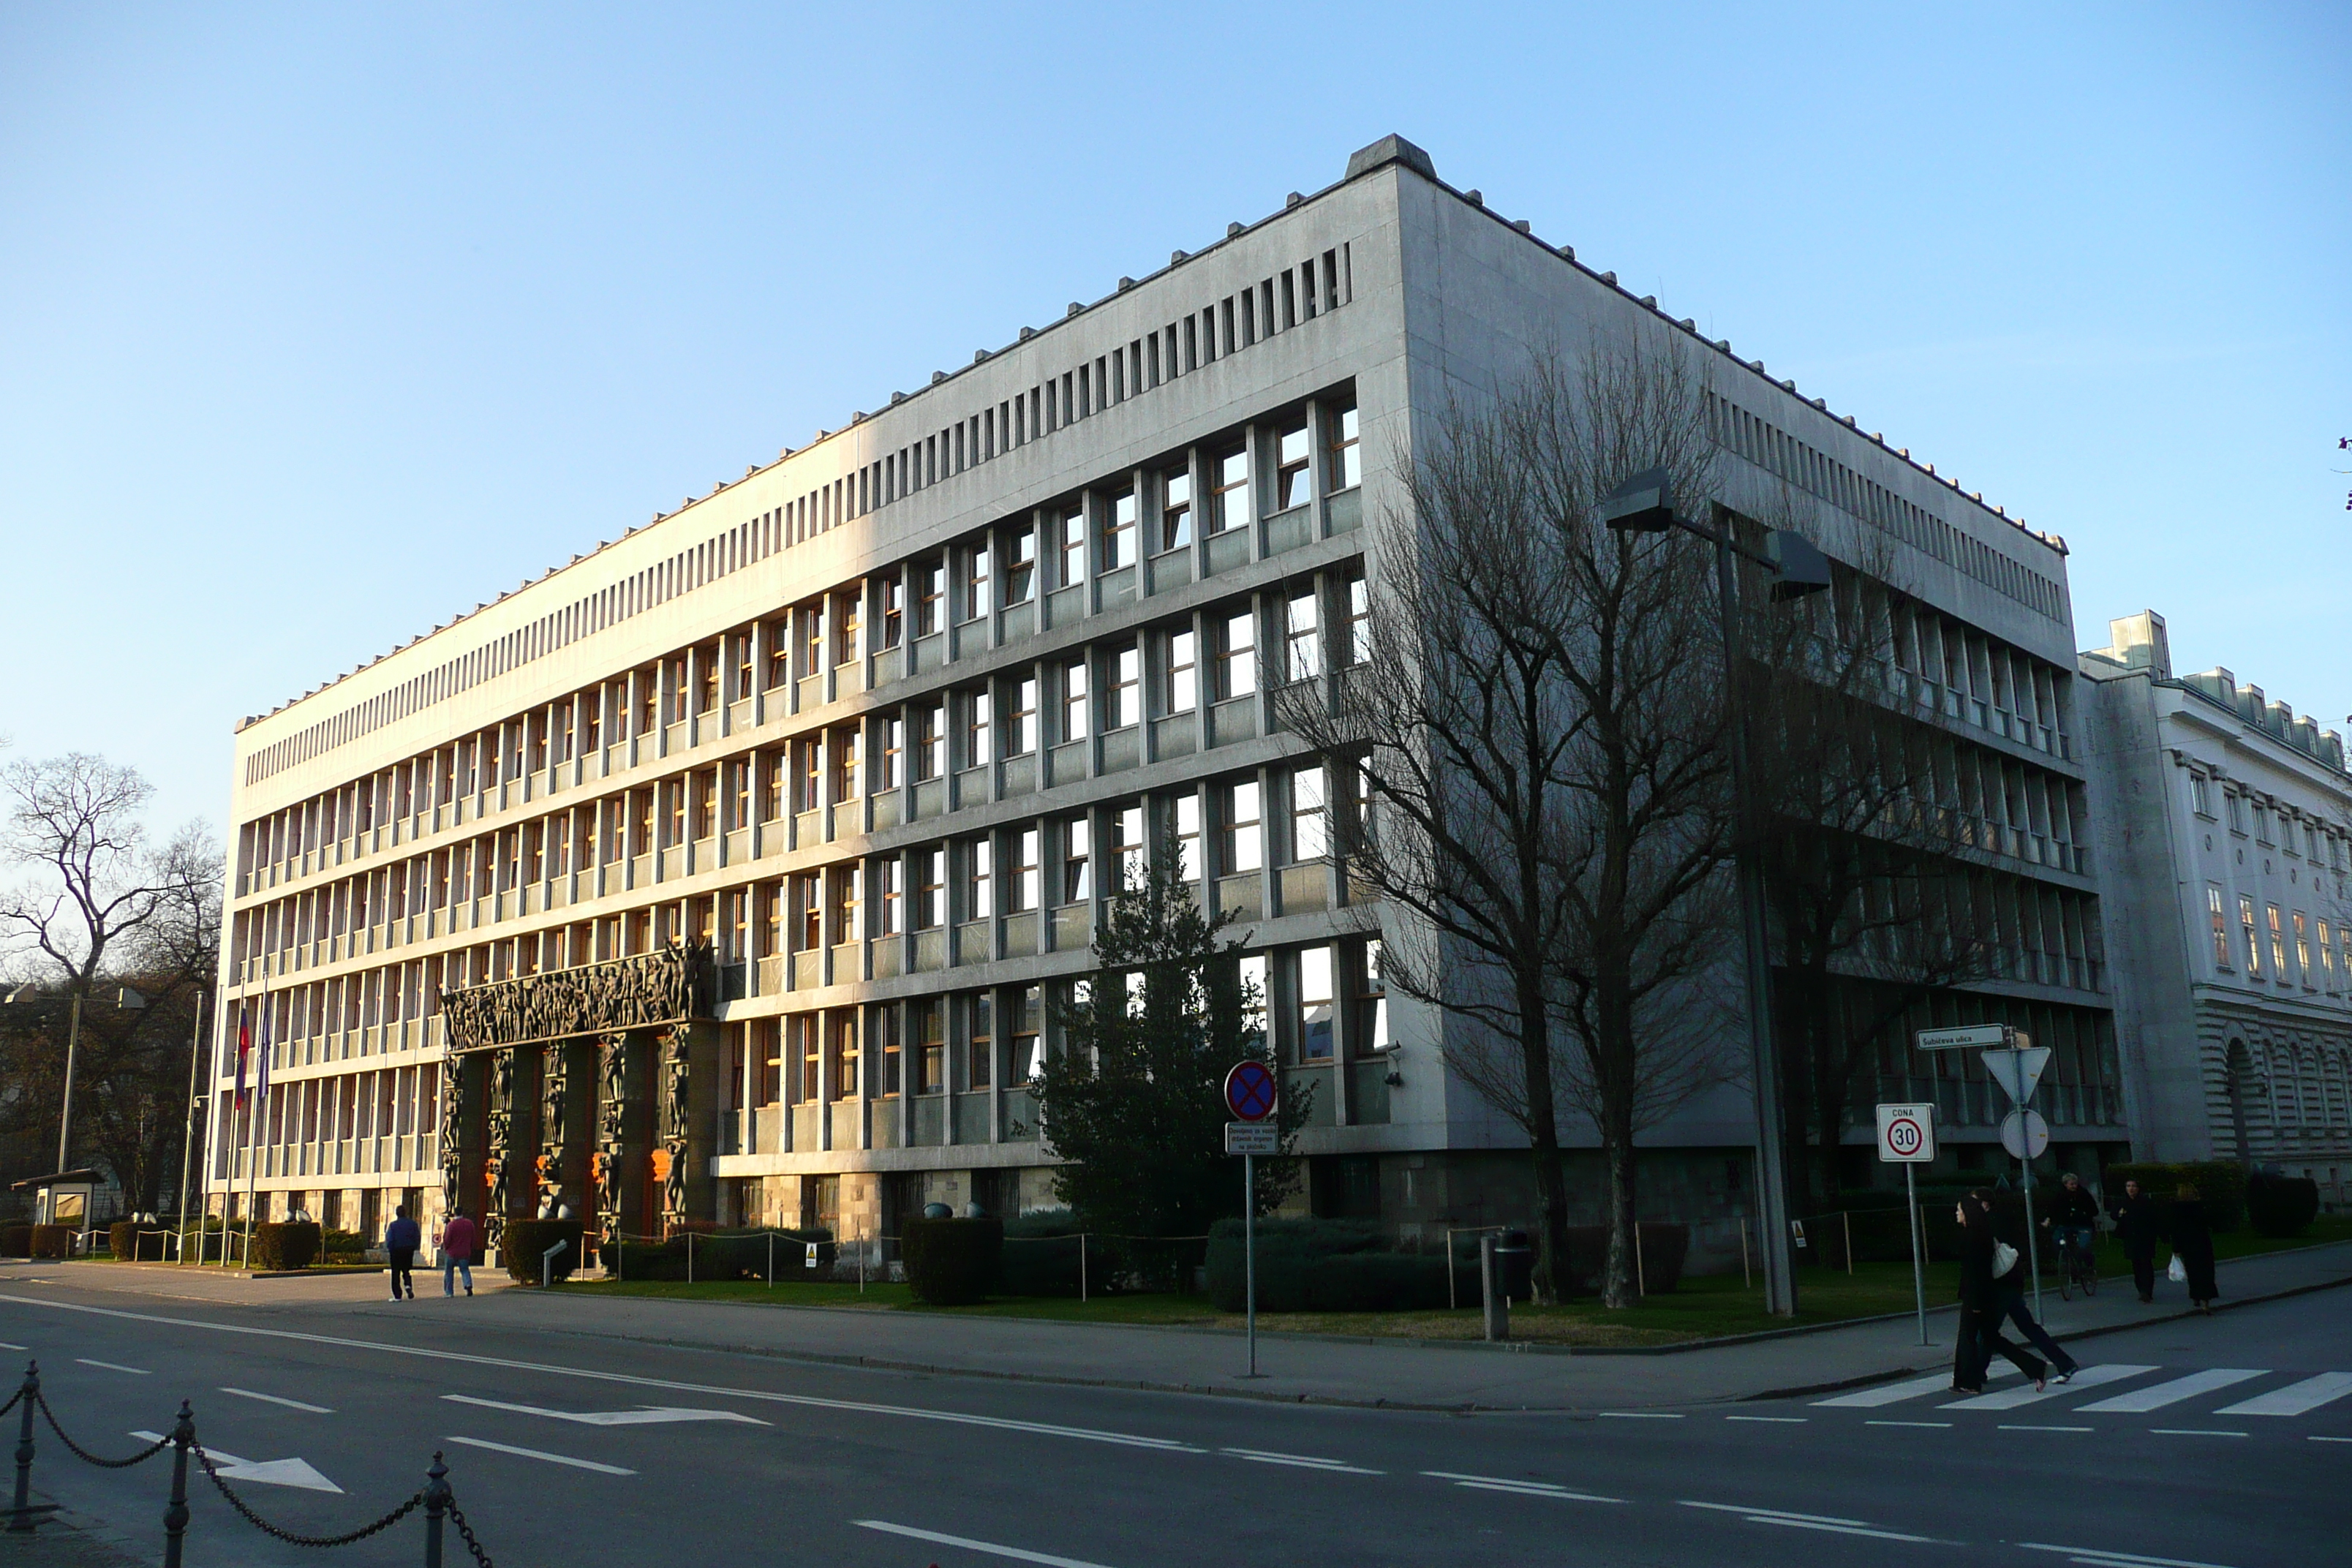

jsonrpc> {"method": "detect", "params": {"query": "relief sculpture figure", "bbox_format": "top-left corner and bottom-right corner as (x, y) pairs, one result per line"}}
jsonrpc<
(659, 1030), (690, 1230)
(483, 1046), (516, 1251)
(595, 1033), (628, 1240)
(539, 1044), (570, 1219)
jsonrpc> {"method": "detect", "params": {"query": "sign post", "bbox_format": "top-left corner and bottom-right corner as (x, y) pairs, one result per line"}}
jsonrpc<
(1983, 1040), (2049, 1315)
(1223, 1060), (1278, 1379)
(1875, 1102), (1937, 1346)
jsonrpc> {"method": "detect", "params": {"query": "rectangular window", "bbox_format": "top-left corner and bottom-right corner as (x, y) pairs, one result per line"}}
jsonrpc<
(1292, 767), (1327, 861)
(1004, 524), (1036, 605)
(1109, 804), (1145, 892)
(2321, 919), (2337, 985)
(1009, 987), (1041, 1084)
(1284, 589), (1319, 682)
(1217, 609), (1256, 698)
(829, 864), (860, 943)
(1341, 569), (1370, 665)
(1105, 647), (1141, 730)
(793, 874), (819, 951)
(968, 992), (992, 1090)
(1161, 468), (1194, 551)
(2294, 911), (2311, 980)
(1103, 488), (1137, 571)
(1061, 818), (1091, 903)
(880, 577), (905, 647)
(1058, 505), (1086, 588)
(1223, 780), (1262, 874)
(832, 727), (861, 802)
(1167, 629), (1198, 713)
(1009, 827), (1041, 913)
(2209, 885), (2231, 968)
(2226, 791), (2244, 834)
(834, 593), (861, 666)
(1298, 946), (1334, 1060)
(916, 1000), (944, 1093)
(1007, 677), (1039, 756)
(2269, 902), (2287, 977)
(1275, 416), (1311, 510)
(877, 857), (903, 935)
(913, 848), (944, 929)
(915, 701), (945, 780)
(1172, 792), (1200, 881)
(1328, 402), (1361, 490)
(1210, 441), (1250, 533)
(916, 559), (945, 636)
(878, 715), (905, 791)
(2190, 772), (2212, 816)
(1060, 659), (1090, 742)
(962, 541), (991, 621)
(966, 838), (993, 919)
(965, 689), (992, 768)
(1354, 939), (1389, 1056)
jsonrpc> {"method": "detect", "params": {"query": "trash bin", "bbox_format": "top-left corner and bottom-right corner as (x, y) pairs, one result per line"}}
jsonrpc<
(1494, 1230), (1534, 1301)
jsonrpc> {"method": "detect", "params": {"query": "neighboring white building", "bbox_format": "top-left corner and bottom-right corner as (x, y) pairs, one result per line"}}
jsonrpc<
(203, 135), (2117, 1256)
(2081, 611), (2352, 1205)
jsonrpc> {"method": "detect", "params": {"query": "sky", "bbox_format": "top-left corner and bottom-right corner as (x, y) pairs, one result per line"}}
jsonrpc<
(1, 3), (2345, 845)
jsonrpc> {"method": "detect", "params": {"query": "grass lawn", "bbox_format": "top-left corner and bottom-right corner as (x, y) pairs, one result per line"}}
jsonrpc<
(555, 1221), (2351, 1348)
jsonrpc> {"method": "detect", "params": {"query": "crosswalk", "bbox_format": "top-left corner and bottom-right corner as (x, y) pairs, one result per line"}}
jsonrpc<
(1815, 1365), (2352, 1423)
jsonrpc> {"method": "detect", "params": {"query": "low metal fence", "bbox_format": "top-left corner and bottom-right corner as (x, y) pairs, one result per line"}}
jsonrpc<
(1, 1360), (497, 1566)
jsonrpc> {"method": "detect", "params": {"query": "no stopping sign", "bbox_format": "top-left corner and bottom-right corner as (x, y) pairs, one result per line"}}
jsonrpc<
(1875, 1102), (1937, 1164)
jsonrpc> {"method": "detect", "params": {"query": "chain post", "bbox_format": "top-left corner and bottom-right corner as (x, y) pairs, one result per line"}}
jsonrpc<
(160, 1400), (194, 1568)
(423, 1450), (450, 1568)
(6, 1360), (50, 1533)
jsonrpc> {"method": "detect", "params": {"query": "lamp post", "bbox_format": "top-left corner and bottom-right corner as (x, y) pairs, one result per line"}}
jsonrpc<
(1604, 467), (1829, 1319)
(173, 989), (208, 1264)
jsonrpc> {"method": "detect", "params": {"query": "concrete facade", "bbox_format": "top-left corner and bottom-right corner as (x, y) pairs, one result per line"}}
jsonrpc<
(204, 136), (2119, 1260)
(2079, 611), (2352, 1206)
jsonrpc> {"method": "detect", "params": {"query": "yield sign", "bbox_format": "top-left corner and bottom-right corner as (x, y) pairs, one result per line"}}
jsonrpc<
(132, 1434), (340, 1493)
(441, 1395), (768, 1427)
(1981, 1047), (2051, 1106)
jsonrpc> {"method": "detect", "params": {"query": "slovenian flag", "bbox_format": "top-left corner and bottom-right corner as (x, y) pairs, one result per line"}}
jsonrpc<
(233, 1010), (251, 1109)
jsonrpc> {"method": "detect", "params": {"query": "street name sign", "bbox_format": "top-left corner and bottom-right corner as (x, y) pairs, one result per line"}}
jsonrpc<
(1913, 1024), (2008, 1052)
(1874, 1103), (1937, 1164)
(1982, 1046), (2051, 1106)
(1999, 1108), (2051, 1161)
(1224, 1060), (1278, 1122)
(1226, 1122), (1280, 1156)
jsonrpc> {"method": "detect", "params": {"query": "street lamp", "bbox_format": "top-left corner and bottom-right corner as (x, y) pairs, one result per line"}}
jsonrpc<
(1605, 466), (1828, 1319)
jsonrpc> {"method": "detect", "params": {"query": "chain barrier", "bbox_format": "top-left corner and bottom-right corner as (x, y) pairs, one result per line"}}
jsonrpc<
(191, 1441), (426, 1549)
(446, 1499), (497, 1567)
(0, 1385), (22, 1422)
(34, 1391), (173, 1469)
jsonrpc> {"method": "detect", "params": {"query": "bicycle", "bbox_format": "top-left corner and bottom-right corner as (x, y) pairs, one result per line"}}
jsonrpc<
(2054, 1227), (2098, 1300)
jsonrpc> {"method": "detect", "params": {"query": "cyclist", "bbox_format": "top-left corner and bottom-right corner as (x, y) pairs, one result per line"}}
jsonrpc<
(2042, 1170), (2101, 1293)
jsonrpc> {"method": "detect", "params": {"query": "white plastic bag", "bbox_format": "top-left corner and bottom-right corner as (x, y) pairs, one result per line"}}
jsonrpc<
(2167, 1253), (2187, 1284)
(1993, 1240), (2019, 1278)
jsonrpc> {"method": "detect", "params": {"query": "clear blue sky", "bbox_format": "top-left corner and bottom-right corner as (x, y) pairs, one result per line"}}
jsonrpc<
(2, 4), (2345, 841)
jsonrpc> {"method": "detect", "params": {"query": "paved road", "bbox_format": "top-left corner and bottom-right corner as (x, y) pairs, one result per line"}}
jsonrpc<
(0, 1273), (2343, 1567)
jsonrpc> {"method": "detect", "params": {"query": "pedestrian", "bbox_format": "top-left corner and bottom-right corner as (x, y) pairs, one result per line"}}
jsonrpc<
(1995, 1194), (2079, 1382)
(385, 1205), (420, 1300)
(2112, 1177), (2160, 1303)
(440, 1207), (478, 1298)
(1953, 1191), (2045, 1393)
(2170, 1183), (2219, 1313)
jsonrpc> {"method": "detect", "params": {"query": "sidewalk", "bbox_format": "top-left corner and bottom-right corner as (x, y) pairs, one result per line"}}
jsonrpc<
(15, 1243), (2348, 1413)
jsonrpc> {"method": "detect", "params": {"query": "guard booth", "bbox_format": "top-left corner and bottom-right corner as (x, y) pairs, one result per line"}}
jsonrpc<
(12, 1169), (104, 1230)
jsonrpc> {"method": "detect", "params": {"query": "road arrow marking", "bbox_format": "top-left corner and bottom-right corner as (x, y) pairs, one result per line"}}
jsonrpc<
(442, 1395), (768, 1426)
(130, 1433), (341, 1493)
(443, 1436), (634, 1475)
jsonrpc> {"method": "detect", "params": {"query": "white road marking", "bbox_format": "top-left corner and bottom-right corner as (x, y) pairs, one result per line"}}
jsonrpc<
(1866, 1420), (1952, 1428)
(130, 1432), (340, 1493)
(0, 1294), (1205, 1455)
(1422, 1471), (1622, 1503)
(443, 1436), (635, 1476)
(1597, 1411), (1683, 1419)
(1752, 1517), (1939, 1542)
(2075, 1369), (2264, 1413)
(74, 1359), (148, 1375)
(1942, 1364), (2156, 1410)
(2215, 1371), (2352, 1417)
(1680, 1501), (1869, 1527)
(1999, 1424), (2094, 1433)
(1221, 1447), (1381, 1474)
(1725, 1415), (1806, 1423)
(219, 1387), (333, 1414)
(0, 1342), (26, 1350)
(1814, 1367), (2020, 1407)
(2310, 1436), (2352, 1444)
(2148, 1428), (2247, 1439)
(443, 1395), (767, 1427)
(2021, 1542), (2241, 1568)
(854, 1520), (1115, 1567)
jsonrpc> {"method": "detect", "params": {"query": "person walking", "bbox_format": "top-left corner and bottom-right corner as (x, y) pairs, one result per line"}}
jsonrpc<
(2170, 1183), (2220, 1313)
(440, 1207), (478, 1298)
(385, 1205), (420, 1301)
(1996, 1194), (2080, 1382)
(1954, 1191), (2046, 1393)
(2112, 1177), (2161, 1303)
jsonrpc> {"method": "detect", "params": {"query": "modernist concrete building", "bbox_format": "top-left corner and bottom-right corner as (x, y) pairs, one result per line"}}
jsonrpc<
(2081, 612), (2352, 1205)
(204, 136), (2120, 1260)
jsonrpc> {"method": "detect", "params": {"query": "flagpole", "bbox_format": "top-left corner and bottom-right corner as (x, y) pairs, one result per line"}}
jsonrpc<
(221, 997), (248, 1268)
(242, 1002), (268, 1270)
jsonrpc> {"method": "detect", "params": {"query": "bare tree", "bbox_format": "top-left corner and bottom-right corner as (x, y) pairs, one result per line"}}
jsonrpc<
(1280, 339), (1739, 1308)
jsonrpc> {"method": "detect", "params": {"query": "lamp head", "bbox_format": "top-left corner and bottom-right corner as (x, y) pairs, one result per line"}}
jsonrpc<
(1602, 467), (1677, 533)
(1766, 529), (1833, 600)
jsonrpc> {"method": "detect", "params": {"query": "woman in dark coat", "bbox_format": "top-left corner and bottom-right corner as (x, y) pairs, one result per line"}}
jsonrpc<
(1953, 1191), (2047, 1392)
(2170, 1183), (2219, 1313)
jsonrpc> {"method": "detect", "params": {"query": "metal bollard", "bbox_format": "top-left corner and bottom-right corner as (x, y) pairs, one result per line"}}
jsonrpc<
(422, 1450), (451, 1568)
(159, 1400), (193, 1568)
(7, 1360), (54, 1532)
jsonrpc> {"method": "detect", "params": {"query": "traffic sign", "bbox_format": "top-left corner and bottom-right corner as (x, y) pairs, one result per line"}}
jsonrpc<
(1874, 1102), (1937, 1164)
(1225, 1122), (1279, 1156)
(1982, 1046), (2051, 1106)
(1999, 1108), (2051, 1161)
(1224, 1060), (1278, 1122)
(1914, 1024), (2008, 1052)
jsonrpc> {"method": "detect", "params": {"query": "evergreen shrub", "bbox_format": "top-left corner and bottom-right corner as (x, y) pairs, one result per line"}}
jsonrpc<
(902, 1216), (1002, 1305)
(2247, 1173), (2321, 1238)
(501, 1218), (584, 1283)
(250, 1221), (320, 1270)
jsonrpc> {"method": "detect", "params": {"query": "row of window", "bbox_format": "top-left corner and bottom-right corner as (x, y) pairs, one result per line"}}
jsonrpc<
(2188, 769), (2352, 874)
(2207, 886), (2349, 992)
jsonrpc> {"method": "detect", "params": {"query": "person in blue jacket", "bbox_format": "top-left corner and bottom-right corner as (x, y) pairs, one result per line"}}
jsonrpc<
(385, 1205), (421, 1300)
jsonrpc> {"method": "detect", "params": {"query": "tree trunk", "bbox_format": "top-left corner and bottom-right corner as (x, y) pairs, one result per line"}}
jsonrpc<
(1518, 998), (1572, 1307)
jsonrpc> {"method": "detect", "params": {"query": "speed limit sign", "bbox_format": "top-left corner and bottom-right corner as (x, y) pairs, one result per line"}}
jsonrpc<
(1875, 1102), (1937, 1164)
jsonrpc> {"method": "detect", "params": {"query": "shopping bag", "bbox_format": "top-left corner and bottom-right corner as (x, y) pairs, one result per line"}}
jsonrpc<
(1993, 1241), (2019, 1278)
(2166, 1253), (2187, 1284)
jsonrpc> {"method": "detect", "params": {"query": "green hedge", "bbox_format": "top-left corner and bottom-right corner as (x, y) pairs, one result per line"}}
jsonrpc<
(502, 1218), (584, 1283)
(607, 1227), (834, 1282)
(1205, 1218), (1473, 1312)
(105, 1223), (169, 1262)
(321, 1227), (366, 1262)
(902, 1217), (1002, 1305)
(998, 1210), (1120, 1297)
(250, 1221), (320, 1270)
(2247, 1174), (2320, 1238)
(0, 1225), (29, 1258)
(2102, 1161), (2247, 1233)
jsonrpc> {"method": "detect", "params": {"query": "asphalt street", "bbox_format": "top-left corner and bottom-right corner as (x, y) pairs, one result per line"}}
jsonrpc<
(0, 1273), (2342, 1568)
